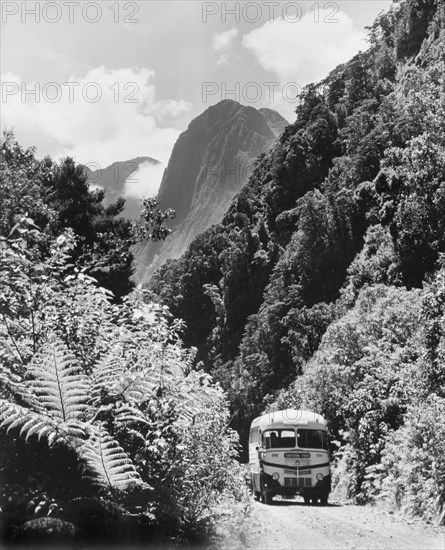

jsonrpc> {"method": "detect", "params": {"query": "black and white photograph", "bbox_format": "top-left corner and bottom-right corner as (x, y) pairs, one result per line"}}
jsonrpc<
(1, 1), (445, 548)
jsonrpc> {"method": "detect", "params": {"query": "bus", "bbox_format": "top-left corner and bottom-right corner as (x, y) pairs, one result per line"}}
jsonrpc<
(249, 409), (330, 505)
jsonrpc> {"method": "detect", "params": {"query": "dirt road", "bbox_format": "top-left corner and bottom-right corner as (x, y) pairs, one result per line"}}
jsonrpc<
(222, 496), (444, 550)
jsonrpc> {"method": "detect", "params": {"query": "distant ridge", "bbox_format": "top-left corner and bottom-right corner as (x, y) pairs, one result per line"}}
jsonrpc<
(82, 156), (160, 219)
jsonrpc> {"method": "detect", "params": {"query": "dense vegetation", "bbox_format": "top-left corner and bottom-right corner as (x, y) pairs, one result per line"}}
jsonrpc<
(147, 0), (445, 523)
(0, 136), (246, 546)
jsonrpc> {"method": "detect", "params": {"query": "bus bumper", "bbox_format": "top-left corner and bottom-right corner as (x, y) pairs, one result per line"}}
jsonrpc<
(263, 472), (331, 498)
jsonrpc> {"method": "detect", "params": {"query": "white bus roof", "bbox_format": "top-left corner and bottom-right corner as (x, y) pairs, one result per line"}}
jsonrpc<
(250, 409), (327, 430)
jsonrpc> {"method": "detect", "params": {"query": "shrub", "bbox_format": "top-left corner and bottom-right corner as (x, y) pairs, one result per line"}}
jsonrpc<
(381, 396), (445, 523)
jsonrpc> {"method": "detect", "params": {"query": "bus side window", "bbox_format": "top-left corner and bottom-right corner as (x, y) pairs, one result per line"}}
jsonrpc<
(249, 427), (261, 445)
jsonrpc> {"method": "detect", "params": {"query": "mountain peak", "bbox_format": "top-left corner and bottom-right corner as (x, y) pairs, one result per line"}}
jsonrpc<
(135, 103), (288, 282)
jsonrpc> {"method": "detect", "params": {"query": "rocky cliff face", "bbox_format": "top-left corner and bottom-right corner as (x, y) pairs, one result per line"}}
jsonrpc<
(135, 100), (288, 282)
(83, 156), (160, 219)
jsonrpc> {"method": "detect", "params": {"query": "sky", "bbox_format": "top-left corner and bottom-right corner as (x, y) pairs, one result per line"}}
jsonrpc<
(1, 0), (393, 197)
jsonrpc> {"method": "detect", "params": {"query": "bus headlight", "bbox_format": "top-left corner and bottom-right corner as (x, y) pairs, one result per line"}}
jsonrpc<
(272, 472), (280, 481)
(316, 473), (324, 481)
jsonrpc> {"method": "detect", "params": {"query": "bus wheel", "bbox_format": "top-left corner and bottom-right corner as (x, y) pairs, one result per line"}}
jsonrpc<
(260, 476), (273, 505)
(320, 495), (328, 506)
(304, 496), (311, 505)
(311, 497), (319, 505)
(251, 475), (260, 500)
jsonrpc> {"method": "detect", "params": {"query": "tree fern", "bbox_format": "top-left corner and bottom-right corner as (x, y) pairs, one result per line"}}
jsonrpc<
(0, 401), (86, 445)
(0, 368), (46, 414)
(0, 339), (90, 444)
(113, 403), (149, 426)
(91, 344), (161, 405)
(80, 426), (141, 490)
(28, 339), (90, 421)
(91, 345), (125, 404)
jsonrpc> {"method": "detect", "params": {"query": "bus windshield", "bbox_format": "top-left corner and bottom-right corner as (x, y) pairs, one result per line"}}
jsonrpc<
(263, 429), (296, 449)
(297, 429), (328, 450)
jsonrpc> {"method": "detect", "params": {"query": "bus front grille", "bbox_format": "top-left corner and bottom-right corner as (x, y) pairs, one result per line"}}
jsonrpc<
(284, 477), (312, 488)
(285, 469), (310, 475)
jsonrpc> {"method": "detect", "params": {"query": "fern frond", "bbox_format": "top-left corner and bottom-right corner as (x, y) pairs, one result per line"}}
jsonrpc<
(92, 345), (162, 405)
(0, 369), (46, 414)
(28, 340), (90, 422)
(0, 400), (87, 445)
(173, 372), (222, 423)
(118, 372), (159, 402)
(80, 426), (141, 490)
(161, 355), (186, 380)
(91, 345), (125, 404)
(114, 403), (149, 426)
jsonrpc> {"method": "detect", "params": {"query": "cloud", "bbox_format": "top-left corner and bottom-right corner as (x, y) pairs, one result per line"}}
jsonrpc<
(1, 67), (192, 166)
(216, 54), (231, 67)
(211, 28), (239, 52)
(211, 28), (239, 65)
(242, 11), (366, 85)
(124, 160), (165, 199)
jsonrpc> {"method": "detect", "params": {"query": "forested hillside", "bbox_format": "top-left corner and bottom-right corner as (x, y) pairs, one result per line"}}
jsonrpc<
(148, 0), (445, 523)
